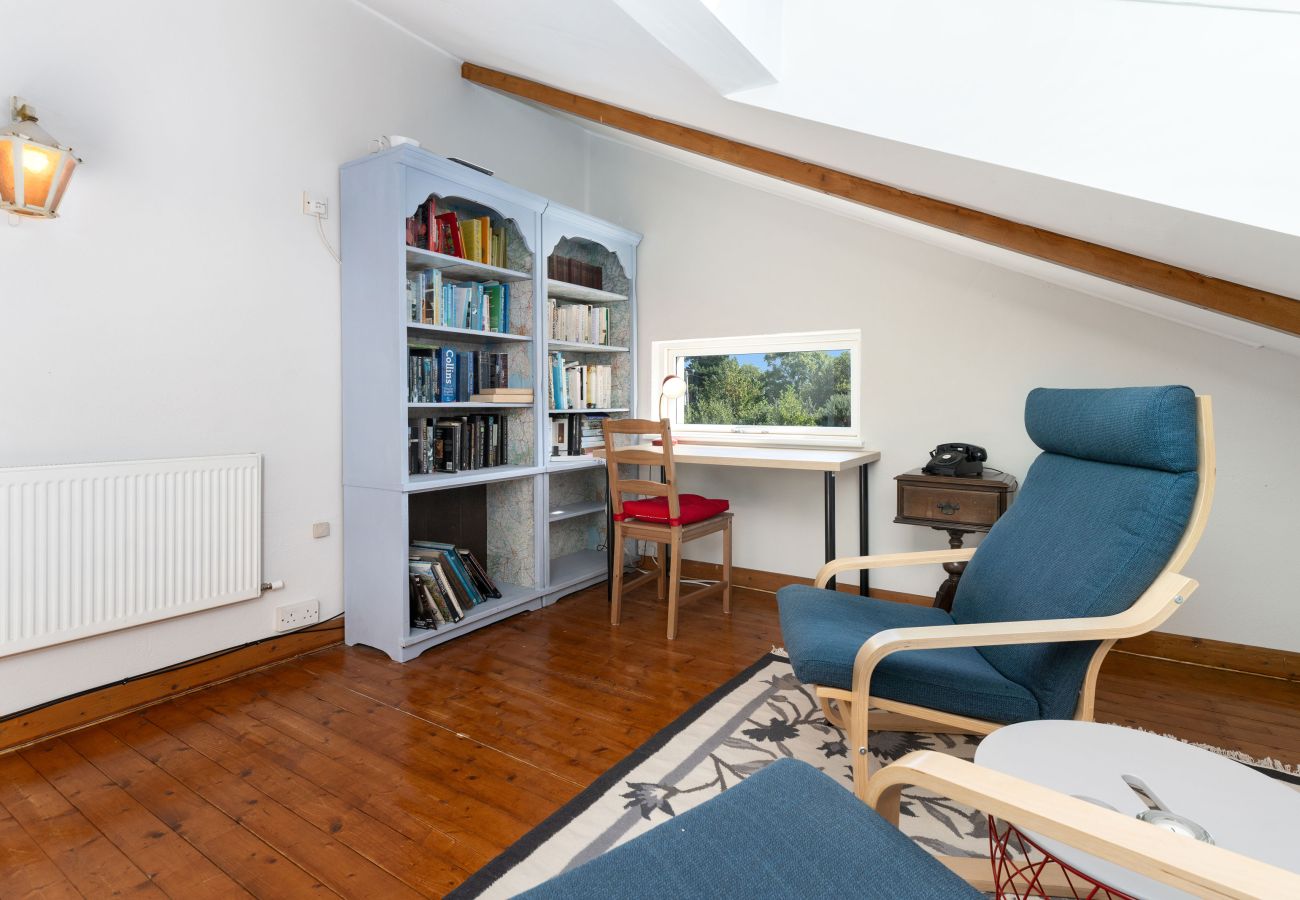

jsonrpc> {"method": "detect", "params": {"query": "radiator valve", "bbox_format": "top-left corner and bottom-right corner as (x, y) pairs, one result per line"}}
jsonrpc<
(261, 580), (285, 592)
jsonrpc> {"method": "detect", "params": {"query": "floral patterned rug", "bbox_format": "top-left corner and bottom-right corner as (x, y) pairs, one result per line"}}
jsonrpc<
(450, 651), (987, 899)
(449, 650), (1295, 899)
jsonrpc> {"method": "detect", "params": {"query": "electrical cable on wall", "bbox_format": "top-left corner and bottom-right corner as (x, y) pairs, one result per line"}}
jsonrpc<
(315, 212), (340, 263)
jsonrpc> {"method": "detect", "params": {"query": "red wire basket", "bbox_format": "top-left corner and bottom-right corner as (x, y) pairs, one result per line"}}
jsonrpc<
(988, 817), (1137, 900)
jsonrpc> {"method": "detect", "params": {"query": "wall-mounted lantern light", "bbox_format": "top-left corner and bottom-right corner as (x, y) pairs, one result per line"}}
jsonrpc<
(1, 97), (80, 219)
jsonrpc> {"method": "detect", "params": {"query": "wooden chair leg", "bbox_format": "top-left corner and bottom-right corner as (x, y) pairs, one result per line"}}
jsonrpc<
(818, 695), (848, 729)
(721, 517), (732, 614)
(610, 522), (624, 626)
(666, 527), (682, 639)
(850, 699), (872, 801)
(657, 543), (667, 600)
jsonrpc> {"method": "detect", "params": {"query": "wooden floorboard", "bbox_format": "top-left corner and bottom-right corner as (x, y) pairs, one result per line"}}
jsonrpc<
(1, 582), (1297, 897)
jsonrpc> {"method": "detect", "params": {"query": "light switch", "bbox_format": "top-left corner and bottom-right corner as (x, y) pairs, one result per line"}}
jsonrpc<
(312, 521), (331, 539)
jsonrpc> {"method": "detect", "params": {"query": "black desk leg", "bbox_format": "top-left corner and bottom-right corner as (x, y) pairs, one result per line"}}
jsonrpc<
(859, 466), (869, 596)
(824, 471), (837, 590)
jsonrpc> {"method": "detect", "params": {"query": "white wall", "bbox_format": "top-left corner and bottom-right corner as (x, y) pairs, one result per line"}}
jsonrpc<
(0, 0), (589, 715)
(584, 135), (1300, 653)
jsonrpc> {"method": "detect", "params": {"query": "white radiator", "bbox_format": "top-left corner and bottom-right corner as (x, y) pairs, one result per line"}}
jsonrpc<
(0, 454), (262, 657)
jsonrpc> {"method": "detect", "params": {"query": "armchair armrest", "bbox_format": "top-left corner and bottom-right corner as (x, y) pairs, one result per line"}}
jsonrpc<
(866, 751), (1300, 899)
(851, 572), (1197, 695)
(814, 548), (977, 588)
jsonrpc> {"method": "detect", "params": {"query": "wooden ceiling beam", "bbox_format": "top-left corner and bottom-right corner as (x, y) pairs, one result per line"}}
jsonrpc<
(462, 62), (1300, 338)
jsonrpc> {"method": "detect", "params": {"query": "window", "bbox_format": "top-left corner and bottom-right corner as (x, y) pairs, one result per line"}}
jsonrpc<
(652, 330), (862, 448)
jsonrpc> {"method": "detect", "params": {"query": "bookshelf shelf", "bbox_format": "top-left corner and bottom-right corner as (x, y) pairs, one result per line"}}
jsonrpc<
(548, 281), (628, 304)
(549, 549), (608, 592)
(343, 148), (638, 663)
(402, 583), (544, 649)
(409, 323), (531, 345)
(408, 401), (533, 410)
(547, 456), (604, 471)
(548, 407), (630, 415)
(548, 499), (606, 522)
(548, 340), (628, 354)
(406, 246), (531, 284)
(404, 464), (542, 492)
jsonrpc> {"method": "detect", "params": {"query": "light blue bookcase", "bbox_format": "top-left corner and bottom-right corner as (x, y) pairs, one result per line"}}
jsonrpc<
(340, 146), (639, 662)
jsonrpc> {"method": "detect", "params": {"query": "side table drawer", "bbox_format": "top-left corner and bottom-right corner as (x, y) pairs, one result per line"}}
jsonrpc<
(899, 484), (1000, 528)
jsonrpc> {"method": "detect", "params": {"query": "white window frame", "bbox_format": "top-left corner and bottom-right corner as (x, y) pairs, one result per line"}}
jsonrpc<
(651, 329), (863, 449)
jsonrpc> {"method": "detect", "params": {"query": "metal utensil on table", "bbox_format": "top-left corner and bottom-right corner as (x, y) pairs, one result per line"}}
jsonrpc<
(1122, 774), (1215, 844)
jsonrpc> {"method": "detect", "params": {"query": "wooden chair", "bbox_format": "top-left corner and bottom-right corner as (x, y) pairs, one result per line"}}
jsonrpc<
(602, 418), (732, 639)
(777, 387), (1216, 800)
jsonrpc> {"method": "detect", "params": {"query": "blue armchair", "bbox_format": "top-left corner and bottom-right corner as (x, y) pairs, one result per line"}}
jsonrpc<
(517, 752), (1295, 899)
(777, 386), (1215, 798)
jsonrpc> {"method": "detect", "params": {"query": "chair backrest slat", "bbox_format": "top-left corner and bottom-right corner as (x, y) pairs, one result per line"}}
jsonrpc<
(616, 449), (671, 467)
(601, 418), (680, 521)
(619, 479), (671, 497)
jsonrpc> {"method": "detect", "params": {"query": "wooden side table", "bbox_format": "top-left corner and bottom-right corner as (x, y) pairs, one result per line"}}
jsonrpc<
(893, 468), (1017, 610)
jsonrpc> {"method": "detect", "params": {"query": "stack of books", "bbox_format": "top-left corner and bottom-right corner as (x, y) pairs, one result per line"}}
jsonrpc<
(408, 540), (504, 630)
(548, 298), (610, 345)
(406, 271), (511, 333)
(469, 387), (533, 404)
(406, 200), (509, 268)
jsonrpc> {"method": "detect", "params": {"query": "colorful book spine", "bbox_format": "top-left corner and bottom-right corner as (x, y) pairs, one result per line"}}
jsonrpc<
(418, 542), (485, 606)
(439, 348), (457, 403)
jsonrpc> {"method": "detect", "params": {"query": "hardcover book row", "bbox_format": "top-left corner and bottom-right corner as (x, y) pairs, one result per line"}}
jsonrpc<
(408, 414), (510, 475)
(407, 199), (510, 268)
(407, 269), (513, 333)
(547, 253), (603, 289)
(548, 353), (614, 410)
(548, 298), (611, 345)
(409, 348), (514, 404)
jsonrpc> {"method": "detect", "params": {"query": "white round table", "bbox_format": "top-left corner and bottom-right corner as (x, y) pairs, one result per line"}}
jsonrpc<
(976, 721), (1300, 899)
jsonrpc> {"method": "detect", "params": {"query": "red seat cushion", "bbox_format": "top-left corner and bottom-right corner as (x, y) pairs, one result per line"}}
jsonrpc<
(620, 494), (730, 527)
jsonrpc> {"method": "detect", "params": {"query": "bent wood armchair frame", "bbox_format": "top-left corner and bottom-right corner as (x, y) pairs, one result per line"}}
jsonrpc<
(810, 396), (1215, 800)
(867, 751), (1300, 898)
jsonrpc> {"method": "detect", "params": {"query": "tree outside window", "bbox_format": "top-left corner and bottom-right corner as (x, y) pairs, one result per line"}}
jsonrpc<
(682, 350), (851, 428)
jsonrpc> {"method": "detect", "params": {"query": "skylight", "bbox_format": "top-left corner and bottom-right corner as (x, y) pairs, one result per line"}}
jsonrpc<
(619, 0), (1300, 237)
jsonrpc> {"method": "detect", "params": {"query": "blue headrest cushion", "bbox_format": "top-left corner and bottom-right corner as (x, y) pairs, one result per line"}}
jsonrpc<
(1024, 386), (1198, 474)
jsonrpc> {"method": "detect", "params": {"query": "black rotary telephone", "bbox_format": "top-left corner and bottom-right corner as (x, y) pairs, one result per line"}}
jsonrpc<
(923, 443), (988, 478)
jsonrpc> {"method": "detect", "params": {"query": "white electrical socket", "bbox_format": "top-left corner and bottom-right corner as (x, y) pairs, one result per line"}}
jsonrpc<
(302, 191), (328, 217)
(275, 598), (321, 632)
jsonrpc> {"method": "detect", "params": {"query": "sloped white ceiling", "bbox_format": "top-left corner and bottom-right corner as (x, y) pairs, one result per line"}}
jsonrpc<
(355, 0), (1300, 349)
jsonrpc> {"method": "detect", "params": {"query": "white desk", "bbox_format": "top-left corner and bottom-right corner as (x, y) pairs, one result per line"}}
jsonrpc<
(594, 443), (882, 593)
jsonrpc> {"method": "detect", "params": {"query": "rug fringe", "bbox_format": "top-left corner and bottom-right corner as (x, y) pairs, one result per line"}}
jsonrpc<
(1126, 725), (1299, 776)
